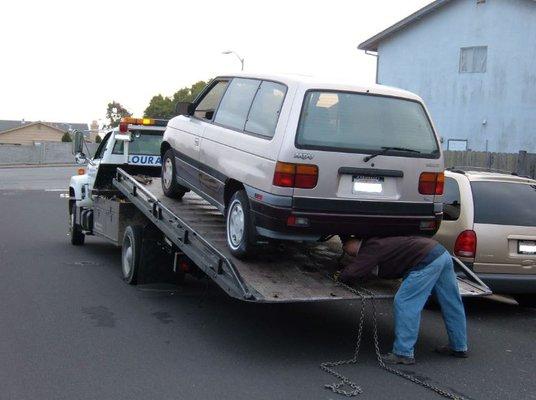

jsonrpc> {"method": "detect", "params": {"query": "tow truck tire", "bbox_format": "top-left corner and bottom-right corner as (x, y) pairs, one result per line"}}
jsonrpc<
(69, 204), (85, 246)
(122, 225), (143, 285)
(226, 190), (257, 259)
(162, 149), (187, 199)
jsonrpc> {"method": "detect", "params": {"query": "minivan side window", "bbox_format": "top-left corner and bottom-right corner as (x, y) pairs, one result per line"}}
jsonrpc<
(214, 78), (260, 131)
(245, 81), (286, 138)
(194, 80), (229, 120)
(443, 177), (461, 221)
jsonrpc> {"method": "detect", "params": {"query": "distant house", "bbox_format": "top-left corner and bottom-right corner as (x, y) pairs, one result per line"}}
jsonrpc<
(359, 0), (536, 153)
(0, 120), (89, 145)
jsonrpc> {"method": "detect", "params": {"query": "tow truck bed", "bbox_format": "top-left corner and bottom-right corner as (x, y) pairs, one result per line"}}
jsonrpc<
(113, 168), (491, 303)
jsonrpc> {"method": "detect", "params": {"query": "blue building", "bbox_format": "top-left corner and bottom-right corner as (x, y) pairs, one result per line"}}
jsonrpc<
(359, 0), (536, 153)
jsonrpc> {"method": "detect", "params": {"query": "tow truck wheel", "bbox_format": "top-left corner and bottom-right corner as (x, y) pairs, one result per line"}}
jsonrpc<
(226, 190), (257, 259)
(162, 149), (187, 199)
(69, 204), (85, 246)
(122, 225), (143, 285)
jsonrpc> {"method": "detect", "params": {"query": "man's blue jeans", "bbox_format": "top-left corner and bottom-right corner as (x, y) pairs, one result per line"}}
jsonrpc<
(392, 251), (467, 358)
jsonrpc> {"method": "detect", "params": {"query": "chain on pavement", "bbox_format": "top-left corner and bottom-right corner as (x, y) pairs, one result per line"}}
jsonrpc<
(309, 253), (466, 400)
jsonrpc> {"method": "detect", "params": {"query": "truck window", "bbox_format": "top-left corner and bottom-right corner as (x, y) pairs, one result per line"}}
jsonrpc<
(194, 80), (229, 120)
(113, 130), (162, 155)
(93, 132), (111, 159)
(443, 177), (461, 221)
(214, 78), (261, 131)
(245, 81), (286, 138)
(295, 91), (439, 157)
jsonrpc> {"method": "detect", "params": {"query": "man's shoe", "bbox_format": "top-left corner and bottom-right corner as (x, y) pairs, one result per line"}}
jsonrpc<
(434, 345), (468, 358)
(382, 352), (415, 365)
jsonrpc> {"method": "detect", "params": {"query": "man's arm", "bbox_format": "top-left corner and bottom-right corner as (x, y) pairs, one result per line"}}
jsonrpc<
(339, 243), (380, 284)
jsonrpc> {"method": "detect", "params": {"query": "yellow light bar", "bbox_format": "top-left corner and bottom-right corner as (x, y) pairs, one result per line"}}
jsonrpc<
(120, 117), (155, 125)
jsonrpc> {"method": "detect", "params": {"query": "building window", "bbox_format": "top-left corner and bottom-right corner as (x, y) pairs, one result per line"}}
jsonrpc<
(459, 46), (487, 73)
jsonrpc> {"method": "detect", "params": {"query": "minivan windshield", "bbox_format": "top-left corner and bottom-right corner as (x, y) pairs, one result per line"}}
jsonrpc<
(296, 91), (439, 156)
(471, 181), (536, 226)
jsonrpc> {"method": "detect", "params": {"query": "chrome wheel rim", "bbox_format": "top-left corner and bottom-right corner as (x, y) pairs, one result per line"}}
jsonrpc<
(122, 236), (133, 278)
(163, 158), (173, 189)
(227, 200), (245, 249)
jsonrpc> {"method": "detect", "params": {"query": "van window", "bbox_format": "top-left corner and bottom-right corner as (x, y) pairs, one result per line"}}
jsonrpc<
(214, 78), (260, 131)
(443, 177), (461, 221)
(245, 81), (286, 138)
(194, 80), (229, 120)
(296, 91), (439, 157)
(113, 130), (162, 155)
(471, 181), (536, 226)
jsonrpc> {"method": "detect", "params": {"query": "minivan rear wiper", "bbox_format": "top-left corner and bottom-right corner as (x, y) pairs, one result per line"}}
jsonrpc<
(363, 146), (422, 163)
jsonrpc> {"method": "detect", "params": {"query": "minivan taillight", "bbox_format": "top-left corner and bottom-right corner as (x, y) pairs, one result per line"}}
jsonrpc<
(419, 172), (444, 195)
(454, 230), (477, 258)
(273, 162), (318, 189)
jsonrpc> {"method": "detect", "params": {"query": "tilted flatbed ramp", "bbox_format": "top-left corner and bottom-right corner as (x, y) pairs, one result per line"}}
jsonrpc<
(113, 169), (491, 303)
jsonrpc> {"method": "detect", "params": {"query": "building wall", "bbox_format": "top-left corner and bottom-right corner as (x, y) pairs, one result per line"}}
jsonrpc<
(0, 123), (65, 145)
(377, 0), (536, 153)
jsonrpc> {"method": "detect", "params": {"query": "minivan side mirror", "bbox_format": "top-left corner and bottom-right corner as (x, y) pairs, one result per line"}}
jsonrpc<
(71, 129), (84, 155)
(175, 101), (194, 116)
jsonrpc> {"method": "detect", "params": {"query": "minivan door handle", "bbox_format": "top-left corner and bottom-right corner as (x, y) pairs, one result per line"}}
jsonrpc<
(194, 137), (200, 146)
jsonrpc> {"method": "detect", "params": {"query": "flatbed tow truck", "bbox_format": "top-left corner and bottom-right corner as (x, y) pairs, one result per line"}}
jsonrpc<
(69, 118), (490, 303)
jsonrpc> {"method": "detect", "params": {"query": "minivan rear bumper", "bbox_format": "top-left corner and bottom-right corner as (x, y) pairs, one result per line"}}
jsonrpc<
(246, 188), (442, 240)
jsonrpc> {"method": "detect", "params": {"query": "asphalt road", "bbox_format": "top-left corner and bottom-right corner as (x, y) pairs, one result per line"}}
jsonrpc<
(0, 167), (535, 400)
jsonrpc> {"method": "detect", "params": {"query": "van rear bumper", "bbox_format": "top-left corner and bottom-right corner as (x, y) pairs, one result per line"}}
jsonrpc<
(476, 273), (536, 294)
(247, 191), (442, 239)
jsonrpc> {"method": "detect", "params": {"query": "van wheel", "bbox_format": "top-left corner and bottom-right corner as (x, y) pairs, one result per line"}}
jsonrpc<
(514, 294), (536, 308)
(69, 204), (85, 246)
(161, 149), (188, 199)
(226, 190), (257, 259)
(122, 225), (143, 285)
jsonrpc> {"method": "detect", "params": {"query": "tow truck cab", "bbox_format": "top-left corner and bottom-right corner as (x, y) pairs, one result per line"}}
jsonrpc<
(68, 117), (167, 244)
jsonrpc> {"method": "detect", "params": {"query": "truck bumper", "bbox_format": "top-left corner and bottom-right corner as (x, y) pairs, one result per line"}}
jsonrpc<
(476, 273), (536, 294)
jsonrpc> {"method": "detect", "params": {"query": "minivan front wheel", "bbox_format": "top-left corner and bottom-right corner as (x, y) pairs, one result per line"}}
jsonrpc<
(226, 190), (256, 259)
(161, 149), (188, 199)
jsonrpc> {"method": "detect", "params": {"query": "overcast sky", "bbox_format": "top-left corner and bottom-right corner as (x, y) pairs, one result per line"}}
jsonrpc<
(0, 0), (431, 127)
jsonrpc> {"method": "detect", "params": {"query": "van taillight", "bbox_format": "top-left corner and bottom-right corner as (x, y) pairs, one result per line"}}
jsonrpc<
(419, 172), (444, 195)
(273, 162), (318, 189)
(454, 230), (477, 258)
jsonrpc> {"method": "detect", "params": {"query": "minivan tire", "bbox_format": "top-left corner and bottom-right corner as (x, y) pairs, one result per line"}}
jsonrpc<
(226, 190), (257, 259)
(161, 149), (188, 199)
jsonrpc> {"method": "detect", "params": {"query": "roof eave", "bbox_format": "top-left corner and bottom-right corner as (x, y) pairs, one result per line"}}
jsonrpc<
(357, 0), (452, 52)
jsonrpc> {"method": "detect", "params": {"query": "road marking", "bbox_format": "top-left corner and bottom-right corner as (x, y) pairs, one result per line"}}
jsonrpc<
(45, 188), (67, 192)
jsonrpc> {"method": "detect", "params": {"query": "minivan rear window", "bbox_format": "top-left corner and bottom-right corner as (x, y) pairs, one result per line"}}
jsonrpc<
(295, 91), (439, 157)
(471, 181), (536, 226)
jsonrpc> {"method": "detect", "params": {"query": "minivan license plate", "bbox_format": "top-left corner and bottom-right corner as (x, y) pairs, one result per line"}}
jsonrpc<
(518, 241), (536, 255)
(352, 176), (384, 194)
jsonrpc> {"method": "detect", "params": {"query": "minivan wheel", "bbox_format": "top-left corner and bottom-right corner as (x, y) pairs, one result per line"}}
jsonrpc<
(226, 190), (257, 259)
(514, 294), (536, 308)
(161, 149), (188, 199)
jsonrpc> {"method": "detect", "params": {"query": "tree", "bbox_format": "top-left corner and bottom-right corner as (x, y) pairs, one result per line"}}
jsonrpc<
(144, 80), (209, 119)
(61, 131), (72, 142)
(106, 101), (132, 128)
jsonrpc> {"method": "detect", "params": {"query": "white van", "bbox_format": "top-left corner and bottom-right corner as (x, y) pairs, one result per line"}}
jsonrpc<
(161, 74), (444, 258)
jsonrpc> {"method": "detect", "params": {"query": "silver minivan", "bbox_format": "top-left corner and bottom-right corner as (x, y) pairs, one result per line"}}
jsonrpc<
(161, 73), (444, 258)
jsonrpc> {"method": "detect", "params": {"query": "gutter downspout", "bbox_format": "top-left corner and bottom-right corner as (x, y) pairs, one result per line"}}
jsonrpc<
(364, 50), (379, 85)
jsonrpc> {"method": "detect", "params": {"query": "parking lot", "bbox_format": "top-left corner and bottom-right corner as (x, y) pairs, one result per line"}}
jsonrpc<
(0, 166), (533, 400)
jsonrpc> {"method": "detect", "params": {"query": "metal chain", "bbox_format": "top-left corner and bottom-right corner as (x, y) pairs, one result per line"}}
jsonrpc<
(310, 253), (466, 400)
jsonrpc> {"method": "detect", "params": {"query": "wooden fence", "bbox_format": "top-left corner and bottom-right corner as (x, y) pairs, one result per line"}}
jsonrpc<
(443, 150), (536, 179)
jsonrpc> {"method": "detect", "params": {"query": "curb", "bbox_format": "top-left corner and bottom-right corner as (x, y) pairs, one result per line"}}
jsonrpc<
(0, 163), (80, 169)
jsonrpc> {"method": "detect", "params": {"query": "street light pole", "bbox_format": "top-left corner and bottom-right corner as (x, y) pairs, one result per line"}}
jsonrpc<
(222, 50), (245, 71)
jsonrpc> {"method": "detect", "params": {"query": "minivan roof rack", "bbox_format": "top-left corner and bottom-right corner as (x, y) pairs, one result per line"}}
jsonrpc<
(446, 166), (531, 179)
